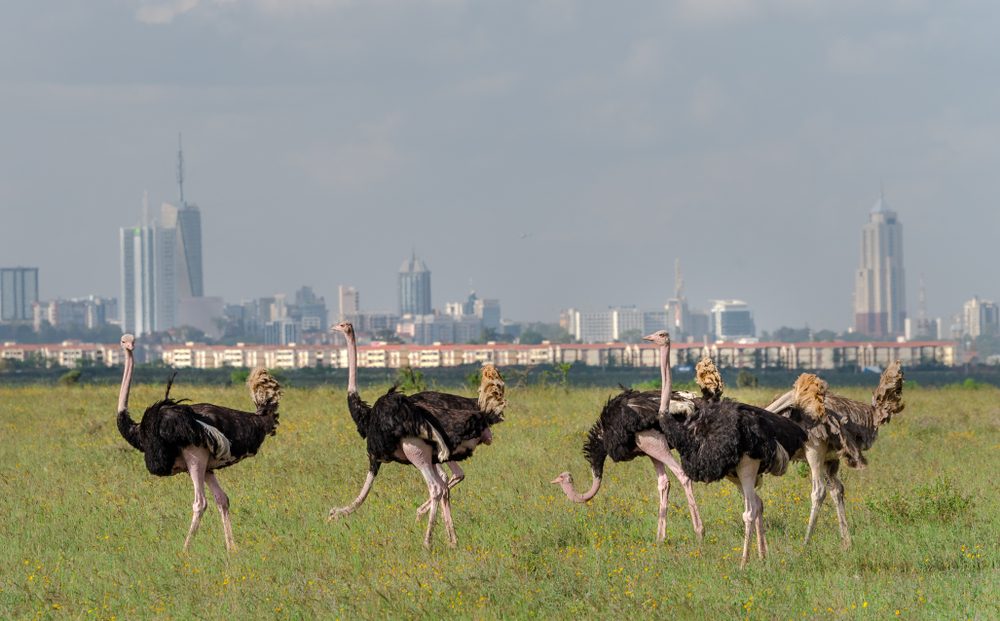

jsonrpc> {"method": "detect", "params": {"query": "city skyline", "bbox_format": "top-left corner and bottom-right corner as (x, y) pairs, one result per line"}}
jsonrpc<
(3, 3), (1000, 331)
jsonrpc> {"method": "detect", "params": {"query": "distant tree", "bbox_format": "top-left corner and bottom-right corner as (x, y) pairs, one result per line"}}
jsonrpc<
(395, 365), (426, 393)
(837, 331), (875, 342)
(522, 322), (573, 344)
(464, 369), (481, 391)
(58, 369), (82, 386)
(470, 328), (514, 344)
(374, 329), (404, 344)
(772, 326), (811, 342)
(519, 329), (544, 345)
(554, 362), (572, 391)
(814, 329), (838, 342)
(736, 369), (759, 388)
(230, 369), (250, 386)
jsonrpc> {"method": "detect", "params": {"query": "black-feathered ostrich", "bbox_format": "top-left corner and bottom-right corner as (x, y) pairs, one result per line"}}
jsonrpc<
(116, 334), (282, 551)
(642, 330), (813, 568)
(327, 321), (505, 548)
(764, 363), (904, 547)
(550, 357), (711, 543)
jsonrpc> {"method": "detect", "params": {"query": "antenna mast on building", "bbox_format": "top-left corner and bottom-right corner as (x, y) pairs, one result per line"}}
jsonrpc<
(918, 274), (927, 321)
(177, 132), (185, 207)
(674, 258), (684, 300)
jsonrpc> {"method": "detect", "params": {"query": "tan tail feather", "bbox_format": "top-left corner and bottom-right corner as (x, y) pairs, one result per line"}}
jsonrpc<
(478, 363), (506, 417)
(247, 367), (282, 412)
(695, 357), (724, 398)
(872, 360), (904, 426)
(793, 373), (828, 421)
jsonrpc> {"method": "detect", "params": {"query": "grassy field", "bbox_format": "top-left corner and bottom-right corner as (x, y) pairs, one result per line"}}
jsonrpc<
(1, 381), (997, 619)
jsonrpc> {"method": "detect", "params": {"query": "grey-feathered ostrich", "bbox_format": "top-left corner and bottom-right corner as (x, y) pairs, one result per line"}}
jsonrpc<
(116, 334), (282, 551)
(764, 363), (904, 547)
(327, 321), (505, 548)
(550, 357), (711, 542)
(642, 331), (813, 568)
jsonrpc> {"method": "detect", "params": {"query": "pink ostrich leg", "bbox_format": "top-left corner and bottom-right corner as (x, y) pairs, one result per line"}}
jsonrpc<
(735, 456), (764, 570)
(205, 472), (234, 551)
(181, 447), (211, 552)
(635, 430), (704, 542)
(401, 439), (457, 548)
(416, 462), (465, 518)
(328, 469), (377, 521)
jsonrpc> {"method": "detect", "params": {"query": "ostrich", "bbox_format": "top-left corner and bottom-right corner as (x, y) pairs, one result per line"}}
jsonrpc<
(550, 362), (709, 543)
(116, 334), (282, 551)
(642, 330), (813, 568)
(327, 321), (505, 547)
(764, 362), (904, 547)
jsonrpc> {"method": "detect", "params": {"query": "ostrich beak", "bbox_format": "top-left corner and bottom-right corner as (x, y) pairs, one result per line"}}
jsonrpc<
(642, 334), (655, 342)
(550, 476), (562, 484)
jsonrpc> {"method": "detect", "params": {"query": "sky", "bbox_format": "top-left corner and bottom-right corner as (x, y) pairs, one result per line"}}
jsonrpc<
(2, 0), (999, 332)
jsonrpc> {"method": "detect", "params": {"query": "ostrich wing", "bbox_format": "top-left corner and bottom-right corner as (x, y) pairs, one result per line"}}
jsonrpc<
(410, 391), (495, 442)
(189, 403), (276, 462)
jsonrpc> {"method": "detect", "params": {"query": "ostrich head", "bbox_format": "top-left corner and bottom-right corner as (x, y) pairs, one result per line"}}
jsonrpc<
(550, 472), (573, 487)
(120, 334), (135, 352)
(551, 469), (602, 503)
(642, 330), (671, 346)
(331, 321), (354, 336)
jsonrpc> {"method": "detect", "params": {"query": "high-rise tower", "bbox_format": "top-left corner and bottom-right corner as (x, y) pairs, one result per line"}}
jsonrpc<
(399, 252), (432, 316)
(853, 190), (906, 338)
(119, 138), (206, 335)
(119, 224), (157, 336)
(0, 267), (39, 323)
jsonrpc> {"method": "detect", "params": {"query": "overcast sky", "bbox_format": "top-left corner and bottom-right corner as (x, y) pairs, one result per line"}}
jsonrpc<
(2, 0), (998, 331)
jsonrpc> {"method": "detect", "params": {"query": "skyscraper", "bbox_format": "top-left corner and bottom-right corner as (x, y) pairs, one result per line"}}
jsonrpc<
(0, 267), (39, 323)
(338, 285), (360, 320)
(161, 202), (203, 298)
(853, 191), (906, 338)
(399, 252), (431, 315)
(119, 225), (157, 336)
(119, 140), (208, 335)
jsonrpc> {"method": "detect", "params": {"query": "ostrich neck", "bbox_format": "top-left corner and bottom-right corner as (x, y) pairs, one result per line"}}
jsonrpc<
(563, 474), (602, 503)
(117, 349), (134, 414)
(658, 343), (672, 415)
(345, 331), (358, 395)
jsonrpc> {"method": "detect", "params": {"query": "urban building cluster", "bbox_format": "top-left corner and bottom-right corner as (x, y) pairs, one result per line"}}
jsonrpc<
(2, 169), (997, 369)
(0, 335), (956, 371)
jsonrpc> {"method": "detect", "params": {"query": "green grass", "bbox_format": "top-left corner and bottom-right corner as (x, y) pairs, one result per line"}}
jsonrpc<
(1, 383), (997, 619)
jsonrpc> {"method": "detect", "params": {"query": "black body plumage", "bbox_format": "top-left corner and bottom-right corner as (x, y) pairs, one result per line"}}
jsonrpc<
(118, 384), (279, 477)
(348, 387), (502, 465)
(410, 391), (503, 461)
(366, 388), (452, 463)
(658, 400), (806, 483)
(581, 389), (661, 478)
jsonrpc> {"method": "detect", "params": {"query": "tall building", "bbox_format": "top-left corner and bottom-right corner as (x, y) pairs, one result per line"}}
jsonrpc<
(338, 285), (360, 320)
(399, 252), (431, 315)
(161, 202), (204, 298)
(171, 133), (204, 298)
(710, 300), (756, 341)
(1, 267), (39, 323)
(962, 296), (999, 339)
(854, 191), (906, 338)
(118, 141), (208, 335)
(119, 225), (157, 336)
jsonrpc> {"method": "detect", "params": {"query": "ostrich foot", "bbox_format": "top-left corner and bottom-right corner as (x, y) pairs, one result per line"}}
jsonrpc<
(415, 475), (464, 518)
(327, 507), (355, 522)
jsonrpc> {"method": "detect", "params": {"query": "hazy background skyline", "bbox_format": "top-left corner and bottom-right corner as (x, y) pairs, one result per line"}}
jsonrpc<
(2, 0), (998, 331)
